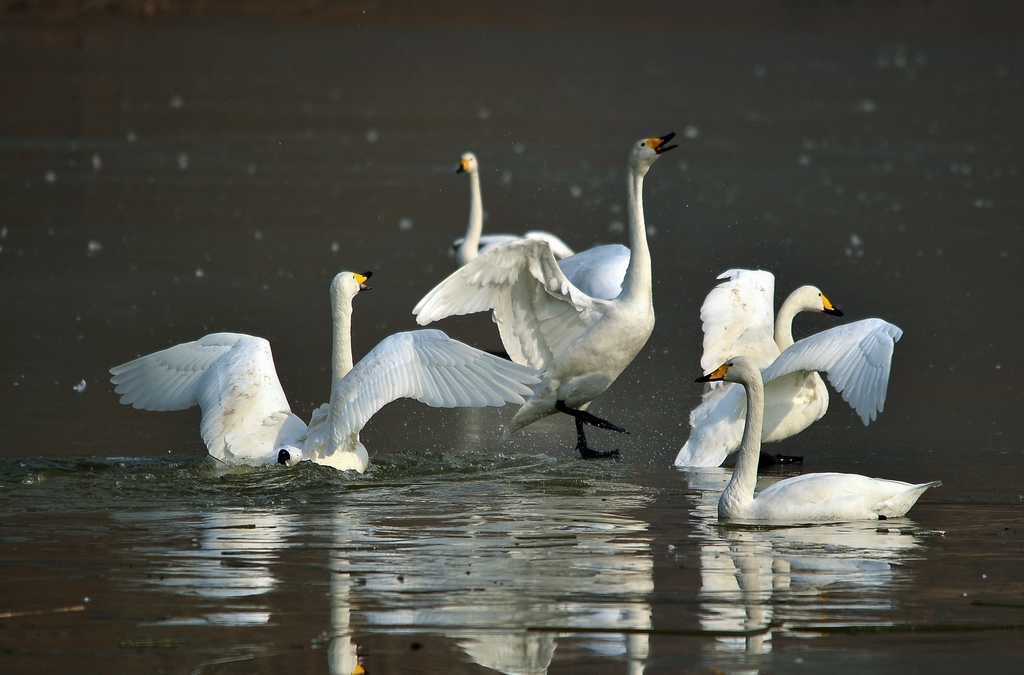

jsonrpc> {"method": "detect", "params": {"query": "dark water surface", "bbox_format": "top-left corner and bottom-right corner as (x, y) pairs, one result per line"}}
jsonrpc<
(2, 8), (1023, 673)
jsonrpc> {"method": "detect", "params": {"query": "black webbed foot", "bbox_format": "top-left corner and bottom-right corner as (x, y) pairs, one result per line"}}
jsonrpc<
(277, 449), (291, 465)
(578, 446), (621, 460)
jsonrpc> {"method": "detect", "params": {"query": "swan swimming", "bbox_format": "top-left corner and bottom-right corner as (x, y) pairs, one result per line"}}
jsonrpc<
(675, 269), (901, 468)
(415, 134), (676, 458)
(110, 271), (541, 472)
(451, 152), (575, 267)
(697, 356), (940, 523)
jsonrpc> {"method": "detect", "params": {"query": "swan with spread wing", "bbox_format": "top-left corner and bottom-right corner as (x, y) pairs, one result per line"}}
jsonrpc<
(111, 271), (540, 472)
(416, 134), (676, 458)
(675, 269), (899, 468)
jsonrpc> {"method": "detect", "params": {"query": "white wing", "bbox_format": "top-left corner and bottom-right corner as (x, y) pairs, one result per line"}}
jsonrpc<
(109, 333), (306, 462)
(700, 269), (778, 372)
(523, 230), (575, 259)
(762, 318), (903, 425)
(556, 244), (630, 301)
(306, 330), (541, 459)
(413, 239), (607, 370)
(674, 383), (747, 467)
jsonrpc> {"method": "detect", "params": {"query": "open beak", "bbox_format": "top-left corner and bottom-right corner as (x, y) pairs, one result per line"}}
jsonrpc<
(653, 132), (677, 154)
(355, 270), (373, 291)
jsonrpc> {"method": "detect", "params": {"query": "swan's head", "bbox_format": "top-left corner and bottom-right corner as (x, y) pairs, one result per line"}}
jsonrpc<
(331, 270), (373, 302)
(696, 355), (760, 385)
(629, 133), (677, 173)
(456, 152), (479, 175)
(786, 285), (844, 317)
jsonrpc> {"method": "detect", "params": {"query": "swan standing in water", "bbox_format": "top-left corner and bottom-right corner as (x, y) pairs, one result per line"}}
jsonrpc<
(452, 152), (575, 267)
(415, 134), (676, 458)
(675, 269), (899, 468)
(697, 356), (940, 523)
(110, 271), (540, 472)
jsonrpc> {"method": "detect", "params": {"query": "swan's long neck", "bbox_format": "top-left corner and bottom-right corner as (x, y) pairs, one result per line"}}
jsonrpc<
(458, 170), (483, 265)
(773, 294), (801, 351)
(719, 371), (764, 518)
(620, 166), (652, 302)
(331, 287), (355, 387)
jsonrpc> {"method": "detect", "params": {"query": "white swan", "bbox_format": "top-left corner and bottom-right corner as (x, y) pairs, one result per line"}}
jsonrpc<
(110, 271), (541, 472)
(697, 356), (940, 523)
(675, 269), (899, 468)
(415, 134), (677, 458)
(452, 152), (575, 267)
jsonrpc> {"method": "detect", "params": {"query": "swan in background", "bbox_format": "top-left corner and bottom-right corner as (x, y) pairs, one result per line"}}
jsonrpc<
(675, 269), (897, 468)
(452, 152), (575, 267)
(696, 356), (940, 523)
(415, 134), (676, 458)
(110, 271), (540, 472)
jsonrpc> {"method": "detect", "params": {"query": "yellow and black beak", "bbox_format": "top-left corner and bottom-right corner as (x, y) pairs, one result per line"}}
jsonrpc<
(646, 132), (678, 154)
(820, 293), (843, 317)
(456, 158), (470, 174)
(695, 363), (730, 383)
(354, 271), (373, 291)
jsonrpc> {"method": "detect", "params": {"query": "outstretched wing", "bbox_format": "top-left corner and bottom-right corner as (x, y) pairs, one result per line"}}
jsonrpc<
(700, 269), (778, 372)
(110, 333), (304, 461)
(308, 329), (541, 460)
(413, 239), (607, 370)
(761, 318), (903, 425)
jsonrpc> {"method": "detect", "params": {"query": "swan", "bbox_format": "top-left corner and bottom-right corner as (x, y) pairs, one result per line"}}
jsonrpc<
(697, 356), (940, 523)
(110, 271), (541, 472)
(415, 134), (677, 458)
(674, 269), (899, 468)
(452, 151), (575, 267)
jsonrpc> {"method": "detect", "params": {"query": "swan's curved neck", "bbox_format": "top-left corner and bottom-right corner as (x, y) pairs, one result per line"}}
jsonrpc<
(331, 288), (355, 387)
(773, 293), (802, 351)
(458, 171), (483, 265)
(719, 372), (764, 518)
(620, 166), (652, 300)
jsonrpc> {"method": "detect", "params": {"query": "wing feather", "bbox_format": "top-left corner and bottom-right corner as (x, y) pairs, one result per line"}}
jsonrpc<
(700, 269), (778, 372)
(110, 333), (304, 461)
(761, 319), (902, 425)
(414, 239), (606, 370)
(315, 330), (541, 454)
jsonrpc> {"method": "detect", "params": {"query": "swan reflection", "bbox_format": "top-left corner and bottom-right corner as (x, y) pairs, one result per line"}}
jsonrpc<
(683, 467), (931, 673)
(119, 507), (294, 627)
(333, 481), (654, 674)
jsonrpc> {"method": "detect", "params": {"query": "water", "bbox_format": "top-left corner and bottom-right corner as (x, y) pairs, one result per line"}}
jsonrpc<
(2, 8), (1024, 673)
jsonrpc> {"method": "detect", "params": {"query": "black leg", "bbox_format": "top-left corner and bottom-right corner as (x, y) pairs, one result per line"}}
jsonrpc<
(556, 401), (623, 459)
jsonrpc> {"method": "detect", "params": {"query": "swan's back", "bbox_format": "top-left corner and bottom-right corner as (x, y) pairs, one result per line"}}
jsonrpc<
(739, 473), (941, 523)
(556, 244), (630, 301)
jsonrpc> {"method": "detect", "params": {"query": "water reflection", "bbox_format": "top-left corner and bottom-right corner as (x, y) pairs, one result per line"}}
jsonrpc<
(112, 467), (656, 674)
(118, 507), (294, 627)
(335, 481), (653, 674)
(682, 468), (930, 674)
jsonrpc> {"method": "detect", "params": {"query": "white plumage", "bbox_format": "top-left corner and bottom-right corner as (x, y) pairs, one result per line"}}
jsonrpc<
(452, 152), (574, 267)
(698, 356), (940, 523)
(416, 134), (676, 458)
(675, 269), (900, 468)
(110, 271), (540, 472)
